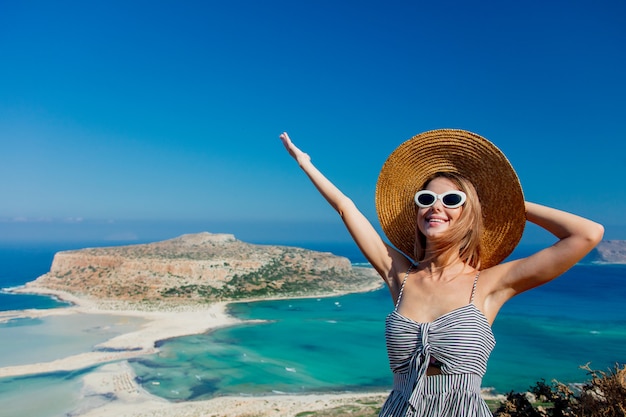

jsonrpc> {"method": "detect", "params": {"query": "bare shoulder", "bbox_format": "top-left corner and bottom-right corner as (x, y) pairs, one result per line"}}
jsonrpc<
(477, 261), (519, 292)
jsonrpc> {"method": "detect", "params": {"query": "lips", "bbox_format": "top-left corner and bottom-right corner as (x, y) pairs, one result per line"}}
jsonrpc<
(425, 216), (449, 228)
(427, 216), (447, 224)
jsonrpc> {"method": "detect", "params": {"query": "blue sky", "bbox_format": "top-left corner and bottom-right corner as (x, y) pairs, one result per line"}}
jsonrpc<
(1, 0), (625, 245)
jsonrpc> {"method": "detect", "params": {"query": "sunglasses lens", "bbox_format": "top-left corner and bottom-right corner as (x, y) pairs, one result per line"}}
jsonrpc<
(442, 193), (463, 207)
(415, 190), (466, 208)
(416, 192), (436, 207)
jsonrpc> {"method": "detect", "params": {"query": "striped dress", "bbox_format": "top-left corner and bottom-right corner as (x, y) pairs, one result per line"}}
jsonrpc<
(379, 268), (495, 416)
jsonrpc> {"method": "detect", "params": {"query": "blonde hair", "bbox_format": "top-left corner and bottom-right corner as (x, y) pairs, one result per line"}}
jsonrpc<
(413, 172), (484, 268)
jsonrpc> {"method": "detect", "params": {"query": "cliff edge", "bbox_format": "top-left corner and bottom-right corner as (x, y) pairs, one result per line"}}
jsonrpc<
(27, 232), (380, 307)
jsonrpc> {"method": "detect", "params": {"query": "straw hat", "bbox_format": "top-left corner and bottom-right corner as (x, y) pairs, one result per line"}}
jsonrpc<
(375, 129), (525, 269)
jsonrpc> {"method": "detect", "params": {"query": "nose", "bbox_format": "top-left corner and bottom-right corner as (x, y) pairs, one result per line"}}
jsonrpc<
(430, 199), (445, 211)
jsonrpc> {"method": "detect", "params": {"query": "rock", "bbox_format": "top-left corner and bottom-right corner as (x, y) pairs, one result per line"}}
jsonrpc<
(587, 240), (626, 264)
(28, 232), (380, 306)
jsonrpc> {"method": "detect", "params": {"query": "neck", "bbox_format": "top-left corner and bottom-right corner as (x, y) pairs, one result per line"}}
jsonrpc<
(419, 258), (470, 282)
(419, 248), (468, 276)
(422, 247), (460, 268)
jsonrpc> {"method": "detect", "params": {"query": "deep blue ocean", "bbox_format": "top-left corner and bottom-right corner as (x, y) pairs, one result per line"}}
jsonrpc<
(0, 243), (73, 311)
(0, 240), (625, 413)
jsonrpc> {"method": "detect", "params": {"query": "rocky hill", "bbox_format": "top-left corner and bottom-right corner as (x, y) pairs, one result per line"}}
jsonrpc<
(29, 232), (380, 306)
(587, 240), (626, 264)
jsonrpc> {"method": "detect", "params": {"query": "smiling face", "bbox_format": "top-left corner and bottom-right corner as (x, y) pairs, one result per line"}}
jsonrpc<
(416, 176), (465, 240)
(412, 172), (484, 267)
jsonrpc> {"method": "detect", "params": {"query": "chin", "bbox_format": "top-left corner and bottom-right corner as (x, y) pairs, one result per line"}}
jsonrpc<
(423, 227), (448, 238)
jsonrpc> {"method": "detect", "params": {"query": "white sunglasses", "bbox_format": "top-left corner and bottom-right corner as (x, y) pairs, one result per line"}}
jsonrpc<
(414, 190), (467, 209)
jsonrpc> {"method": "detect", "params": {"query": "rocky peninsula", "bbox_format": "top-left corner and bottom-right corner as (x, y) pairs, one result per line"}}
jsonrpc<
(3, 233), (388, 417)
(24, 232), (380, 309)
(588, 240), (626, 264)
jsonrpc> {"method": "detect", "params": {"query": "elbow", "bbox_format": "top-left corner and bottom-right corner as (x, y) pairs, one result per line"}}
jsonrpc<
(589, 222), (605, 246)
(336, 197), (357, 218)
(577, 221), (604, 251)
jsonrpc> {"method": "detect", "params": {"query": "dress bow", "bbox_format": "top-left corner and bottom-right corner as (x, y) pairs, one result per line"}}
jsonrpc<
(406, 323), (432, 409)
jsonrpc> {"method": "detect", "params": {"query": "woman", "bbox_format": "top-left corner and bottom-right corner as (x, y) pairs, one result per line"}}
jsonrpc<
(279, 129), (604, 416)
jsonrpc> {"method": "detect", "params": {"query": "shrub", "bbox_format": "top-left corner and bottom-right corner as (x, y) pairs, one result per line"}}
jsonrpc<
(494, 363), (626, 417)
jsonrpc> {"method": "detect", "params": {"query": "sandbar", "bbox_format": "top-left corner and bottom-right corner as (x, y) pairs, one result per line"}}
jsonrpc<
(2, 284), (393, 416)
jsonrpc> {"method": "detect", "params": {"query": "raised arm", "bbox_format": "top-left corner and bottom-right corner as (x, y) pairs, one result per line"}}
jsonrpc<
(279, 132), (406, 282)
(491, 201), (604, 300)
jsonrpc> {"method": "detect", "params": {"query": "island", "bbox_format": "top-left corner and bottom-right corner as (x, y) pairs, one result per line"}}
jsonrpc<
(3, 232), (391, 417)
(587, 240), (626, 264)
(24, 232), (380, 309)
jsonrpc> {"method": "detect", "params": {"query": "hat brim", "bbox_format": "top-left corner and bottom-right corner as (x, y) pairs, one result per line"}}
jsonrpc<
(375, 129), (525, 269)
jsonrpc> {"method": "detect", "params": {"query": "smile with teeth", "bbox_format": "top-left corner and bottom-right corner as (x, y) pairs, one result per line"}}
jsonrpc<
(427, 216), (447, 224)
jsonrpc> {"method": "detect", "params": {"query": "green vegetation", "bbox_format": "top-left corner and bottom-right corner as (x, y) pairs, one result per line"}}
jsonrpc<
(161, 284), (221, 298)
(494, 363), (626, 416)
(294, 397), (384, 417)
(160, 259), (350, 301)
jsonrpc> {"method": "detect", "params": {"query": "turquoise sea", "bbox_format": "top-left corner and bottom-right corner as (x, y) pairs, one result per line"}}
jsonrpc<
(0, 241), (625, 416)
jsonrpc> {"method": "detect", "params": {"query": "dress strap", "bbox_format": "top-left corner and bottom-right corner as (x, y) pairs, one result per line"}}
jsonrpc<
(394, 264), (415, 311)
(469, 272), (481, 303)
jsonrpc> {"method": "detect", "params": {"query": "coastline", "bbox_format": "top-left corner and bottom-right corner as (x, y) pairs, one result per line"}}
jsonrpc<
(79, 360), (390, 417)
(2, 245), (623, 415)
(2, 281), (400, 417)
(0, 286), (243, 379)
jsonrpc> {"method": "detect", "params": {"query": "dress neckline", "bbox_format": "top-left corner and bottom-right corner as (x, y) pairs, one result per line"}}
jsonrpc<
(389, 303), (492, 328)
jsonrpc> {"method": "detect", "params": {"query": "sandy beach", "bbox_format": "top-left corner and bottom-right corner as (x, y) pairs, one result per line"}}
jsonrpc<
(78, 360), (389, 417)
(1, 284), (392, 417)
